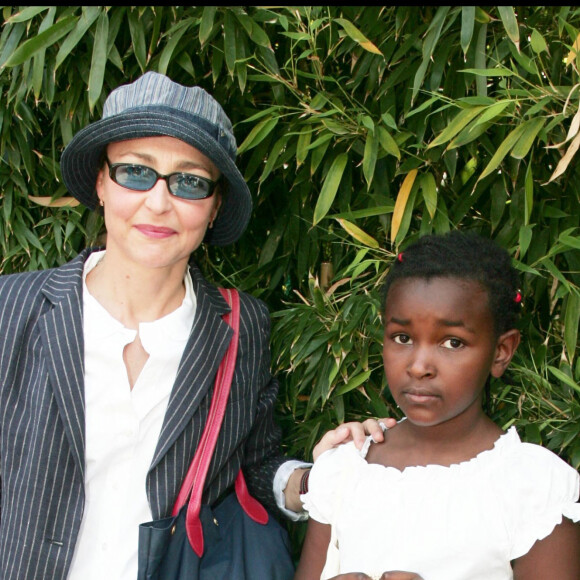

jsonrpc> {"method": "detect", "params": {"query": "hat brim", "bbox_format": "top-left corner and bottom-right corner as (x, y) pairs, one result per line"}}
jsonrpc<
(60, 108), (252, 246)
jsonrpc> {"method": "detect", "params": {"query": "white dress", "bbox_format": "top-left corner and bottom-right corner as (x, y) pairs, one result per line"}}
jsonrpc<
(302, 427), (580, 580)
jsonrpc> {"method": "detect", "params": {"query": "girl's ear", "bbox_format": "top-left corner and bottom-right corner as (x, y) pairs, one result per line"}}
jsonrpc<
(490, 329), (520, 378)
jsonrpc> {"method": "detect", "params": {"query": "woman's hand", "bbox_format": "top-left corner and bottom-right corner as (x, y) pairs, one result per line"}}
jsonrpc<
(313, 418), (397, 461)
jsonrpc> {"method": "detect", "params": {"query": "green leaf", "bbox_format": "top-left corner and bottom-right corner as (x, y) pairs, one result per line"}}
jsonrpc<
(420, 172), (437, 219)
(128, 7), (147, 72)
(313, 153), (349, 225)
(461, 6), (475, 54)
(460, 67), (515, 77)
(478, 123), (528, 181)
(378, 126), (400, 159)
(5, 6), (50, 24)
(224, 10), (237, 77)
(199, 6), (217, 46)
(510, 118), (545, 159)
(296, 127), (312, 167)
(363, 126), (378, 189)
(564, 292), (579, 364)
(559, 231), (580, 251)
(237, 117), (279, 154)
(55, 7), (101, 71)
(159, 21), (194, 75)
(524, 162), (533, 226)
(334, 18), (382, 55)
(530, 28), (548, 54)
(32, 7), (56, 99)
(428, 106), (485, 149)
(519, 225), (534, 259)
(548, 366), (580, 395)
(335, 219), (379, 248)
(88, 12), (109, 112)
(334, 370), (372, 396)
(498, 6), (520, 50)
(4, 16), (77, 67)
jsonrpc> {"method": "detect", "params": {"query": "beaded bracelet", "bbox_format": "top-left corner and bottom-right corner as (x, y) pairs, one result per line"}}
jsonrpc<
(299, 469), (310, 495)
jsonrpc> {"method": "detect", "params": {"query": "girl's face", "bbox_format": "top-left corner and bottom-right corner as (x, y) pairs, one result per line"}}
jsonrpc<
(382, 276), (518, 429)
(96, 136), (221, 273)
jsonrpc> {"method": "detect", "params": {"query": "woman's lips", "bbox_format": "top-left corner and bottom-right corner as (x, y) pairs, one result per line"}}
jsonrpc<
(134, 224), (176, 238)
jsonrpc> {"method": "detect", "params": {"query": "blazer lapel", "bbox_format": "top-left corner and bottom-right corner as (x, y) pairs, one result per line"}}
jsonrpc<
(150, 265), (233, 470)
(38, 251), (89, 480)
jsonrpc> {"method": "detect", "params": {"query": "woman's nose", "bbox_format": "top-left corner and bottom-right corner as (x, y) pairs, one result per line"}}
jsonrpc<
(144, 179), (173, 213)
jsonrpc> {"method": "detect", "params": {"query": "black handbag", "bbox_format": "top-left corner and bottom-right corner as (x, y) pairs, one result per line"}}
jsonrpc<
(137, 288), (295, 580)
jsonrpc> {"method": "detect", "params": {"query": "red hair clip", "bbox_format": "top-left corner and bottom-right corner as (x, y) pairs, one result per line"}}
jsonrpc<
(514, 290), (522, 304)
(397, 252), (404, 263)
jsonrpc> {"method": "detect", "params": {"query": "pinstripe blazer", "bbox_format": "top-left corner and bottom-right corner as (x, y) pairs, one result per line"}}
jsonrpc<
(0, 248), (286, 580)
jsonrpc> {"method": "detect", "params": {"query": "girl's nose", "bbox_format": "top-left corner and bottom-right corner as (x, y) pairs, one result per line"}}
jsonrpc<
(407, 347), (436, 379)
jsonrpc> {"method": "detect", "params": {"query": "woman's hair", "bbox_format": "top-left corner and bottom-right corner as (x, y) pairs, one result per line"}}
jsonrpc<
(382, 230), (522, 336)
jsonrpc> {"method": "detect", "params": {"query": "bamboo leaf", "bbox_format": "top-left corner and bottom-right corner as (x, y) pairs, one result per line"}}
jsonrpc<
(510, 118), (545, 159)
(391, 169), (418, 243)
(519, 225), (533, 259)
(420, 172), (437, 219)
(199, 6), (217, 46)
(378, 126), (400, 159)
(158, 21), (190, 75)
(460, 67), (515, 77)
(4, 16), (77, 67)
(335, 219), (379, 248)
(524, 162), (533, 225)
(334, 18), (382, 55)
(498, 6), (520, 51)
(313, 153), (349, 225)
(428, 106), (485, 149)
(564, 292), (579, 364)
(5, 6), (50, 24)
(548, 366), (580, 395)
(460, 6), (475, 54)
(88, 12), (109, 112)
(334, 370), (372, 396)
(296, 127), (312, 167)
(478, 123), (527, 181)
(547, 130), (580, 184)
(224, 10), (237, 77)
(237, 117), (279, 154)
(559, 230), (580, 250)
(28, 196), (80, 207)
(128, 7), (147, 72)
(363, 126), (378, 189)
(55, 6), (101, 71)
(530, 28), (548, 54)
(32, 7), (56, 99)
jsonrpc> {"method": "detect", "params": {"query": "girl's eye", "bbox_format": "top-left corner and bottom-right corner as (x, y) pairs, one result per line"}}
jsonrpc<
(442, 338), (463, 349)
(393, 334), (412, 345)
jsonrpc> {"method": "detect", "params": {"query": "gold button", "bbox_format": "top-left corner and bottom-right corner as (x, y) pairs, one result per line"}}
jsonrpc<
(213, 517), (219, 526)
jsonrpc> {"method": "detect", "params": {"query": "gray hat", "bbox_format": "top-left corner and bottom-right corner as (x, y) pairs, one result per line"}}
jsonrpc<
(60, 72), (252, 246)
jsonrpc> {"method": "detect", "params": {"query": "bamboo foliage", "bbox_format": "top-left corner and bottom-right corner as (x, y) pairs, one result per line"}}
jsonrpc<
(0, 6), (578, 467)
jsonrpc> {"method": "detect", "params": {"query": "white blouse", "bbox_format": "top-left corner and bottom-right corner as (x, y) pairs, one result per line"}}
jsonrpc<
(302, 426), (580, 580)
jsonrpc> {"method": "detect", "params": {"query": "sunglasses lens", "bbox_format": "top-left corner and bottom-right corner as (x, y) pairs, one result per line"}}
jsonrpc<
(113, 164), (157, 191)
(169, 174), (214, 200)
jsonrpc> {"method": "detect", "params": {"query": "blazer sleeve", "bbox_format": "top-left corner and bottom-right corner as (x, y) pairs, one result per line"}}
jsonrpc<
(236, 293), (289, 516)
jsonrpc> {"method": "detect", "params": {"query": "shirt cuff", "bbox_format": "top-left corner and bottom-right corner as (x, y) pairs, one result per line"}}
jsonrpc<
(273, 460), (312, 521)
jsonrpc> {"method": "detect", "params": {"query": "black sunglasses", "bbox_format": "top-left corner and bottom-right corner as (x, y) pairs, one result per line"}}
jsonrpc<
(105, 157), (219, 200)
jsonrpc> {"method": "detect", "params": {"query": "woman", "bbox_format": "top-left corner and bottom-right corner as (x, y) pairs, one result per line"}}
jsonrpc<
(0, 72), (386, 580)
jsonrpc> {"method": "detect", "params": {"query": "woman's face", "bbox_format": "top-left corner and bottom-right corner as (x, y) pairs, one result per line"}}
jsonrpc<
(96, 135), (221, 273)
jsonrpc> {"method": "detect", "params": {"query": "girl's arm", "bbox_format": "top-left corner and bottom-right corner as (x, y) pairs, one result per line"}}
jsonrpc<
(512, 518), (580, 579)
(294, 519), (332, 580)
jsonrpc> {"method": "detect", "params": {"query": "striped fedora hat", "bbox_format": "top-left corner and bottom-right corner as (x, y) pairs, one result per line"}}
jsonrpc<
(60, 72), (252, 246)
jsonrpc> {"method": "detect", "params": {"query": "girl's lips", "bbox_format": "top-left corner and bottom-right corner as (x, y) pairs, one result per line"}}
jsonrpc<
(402, 389), (440, 404)
(134, 224), (176, 238)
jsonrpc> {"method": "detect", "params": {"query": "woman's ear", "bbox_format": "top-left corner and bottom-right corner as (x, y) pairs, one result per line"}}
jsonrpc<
(491, 329), (521, 378)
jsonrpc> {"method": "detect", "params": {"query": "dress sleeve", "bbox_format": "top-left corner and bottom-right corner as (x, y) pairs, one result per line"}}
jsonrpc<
(301, 442), (360, 525)
(499, 442), (580, 560)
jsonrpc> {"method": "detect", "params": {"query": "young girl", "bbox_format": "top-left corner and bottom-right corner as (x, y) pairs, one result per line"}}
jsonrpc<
(295, 231), (580, 580)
